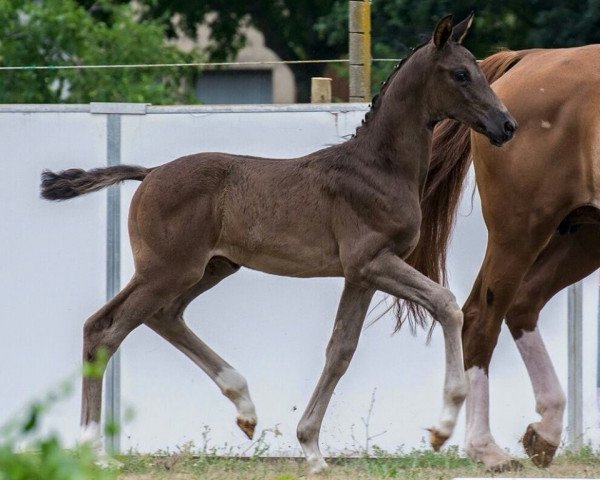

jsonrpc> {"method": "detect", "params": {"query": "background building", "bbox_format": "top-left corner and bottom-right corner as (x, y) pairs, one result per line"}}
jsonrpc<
(178, 18), (296, 104)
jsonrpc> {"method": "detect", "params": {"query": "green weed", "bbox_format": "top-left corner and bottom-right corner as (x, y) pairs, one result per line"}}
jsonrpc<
(0, 351), (117, 480)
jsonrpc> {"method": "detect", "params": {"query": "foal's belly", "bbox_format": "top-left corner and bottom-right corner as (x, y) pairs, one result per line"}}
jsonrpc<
(212, 241), (343, 278)
(214, 195), (343, 277)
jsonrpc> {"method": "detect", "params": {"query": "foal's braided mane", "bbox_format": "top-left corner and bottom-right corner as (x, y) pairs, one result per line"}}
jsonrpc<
(354, 41), (428, 136)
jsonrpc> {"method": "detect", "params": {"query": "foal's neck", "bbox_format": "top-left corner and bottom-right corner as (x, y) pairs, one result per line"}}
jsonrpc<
(353, 53), (434, 185)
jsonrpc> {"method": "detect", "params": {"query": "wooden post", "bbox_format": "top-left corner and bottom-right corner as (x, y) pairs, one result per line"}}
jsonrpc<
(311, 77), (332, 103)
(349, 0), (371, 102)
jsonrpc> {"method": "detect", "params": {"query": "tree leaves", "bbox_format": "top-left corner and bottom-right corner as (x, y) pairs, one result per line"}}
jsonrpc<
(0, 0), (200, 103)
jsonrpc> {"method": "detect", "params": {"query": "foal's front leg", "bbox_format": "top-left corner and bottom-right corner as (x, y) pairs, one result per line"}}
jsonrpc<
(297, 282), (374, 474)
(351, 249), (468, 449)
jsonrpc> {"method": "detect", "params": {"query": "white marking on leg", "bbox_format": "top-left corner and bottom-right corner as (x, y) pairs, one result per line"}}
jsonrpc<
(215, 367), (257, 423)
(297, 416), (329, 474)
(306, 454), (328, 474)
(436, 308), (468, 438)
(515, 328), (565, 445)
(465, 366), (515, 467)
(80, 421), (102, 448)
(80, 421), (118, 468)
(466, 367), (492, 450)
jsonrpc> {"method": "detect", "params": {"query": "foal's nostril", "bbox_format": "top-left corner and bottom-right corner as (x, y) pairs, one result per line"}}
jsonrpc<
(503, 121), (516, 140)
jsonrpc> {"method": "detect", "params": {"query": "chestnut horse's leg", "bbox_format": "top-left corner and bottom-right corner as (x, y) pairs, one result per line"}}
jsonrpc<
(297, 282), (374, 474)
(512, 329), (563, 466)
(143, 258), (258, 439)
(355, 251), (467, 449)
(462, 234), (552, 471)
(505, 225), (600, 467)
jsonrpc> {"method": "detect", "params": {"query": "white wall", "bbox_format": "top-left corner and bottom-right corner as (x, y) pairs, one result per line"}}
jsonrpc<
(0, 105), (597, 457)
(0, 111), (107, 441)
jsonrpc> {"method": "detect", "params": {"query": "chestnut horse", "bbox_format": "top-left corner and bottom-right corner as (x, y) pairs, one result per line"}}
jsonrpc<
(39, 15), (515, 473)
(419, 45), (600, 471)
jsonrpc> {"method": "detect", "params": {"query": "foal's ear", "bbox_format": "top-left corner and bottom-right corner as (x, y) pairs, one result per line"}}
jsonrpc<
(452, 12), (474, 44)
(432, 14), (453, 49)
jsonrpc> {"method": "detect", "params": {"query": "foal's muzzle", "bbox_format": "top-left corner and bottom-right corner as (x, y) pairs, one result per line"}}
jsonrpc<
(479, 110), (518, 147)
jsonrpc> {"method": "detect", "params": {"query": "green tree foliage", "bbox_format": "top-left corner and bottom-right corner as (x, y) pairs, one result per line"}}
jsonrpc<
(131, 1), (346, 62)
(290, 0), (600, 61)
(3, 0), (599, 103)
(105, 0), (347, 100)
(95, 0), (600, 100)
(316, 0), (600, 94)
(0, 0), (199, 103)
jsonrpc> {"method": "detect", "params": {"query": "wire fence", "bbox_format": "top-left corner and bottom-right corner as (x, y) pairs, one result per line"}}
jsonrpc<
(0, 58), (401, 72)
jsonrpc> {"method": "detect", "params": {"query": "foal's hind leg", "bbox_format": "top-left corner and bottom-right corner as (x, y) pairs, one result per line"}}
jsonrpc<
(506, 225), (600, 467)
(144, 257), (258, 439)
(80, 276), (182, 454)
(297, 282), (374, 473)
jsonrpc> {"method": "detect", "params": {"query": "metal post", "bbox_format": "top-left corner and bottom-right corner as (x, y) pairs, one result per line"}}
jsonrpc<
(104, 114), (121, 453)
(597, 272), (600, 430)
(567, 281), (583, 449)
(349, 0), (371, 102)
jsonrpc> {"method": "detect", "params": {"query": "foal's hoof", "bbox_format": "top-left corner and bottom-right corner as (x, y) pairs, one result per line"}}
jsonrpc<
(236, 417), (256, 440)
(487, 458), (523, 473)
(428, 427), (449, 451)
(522, 424), (558, 468)
(307, 457), (328, 475)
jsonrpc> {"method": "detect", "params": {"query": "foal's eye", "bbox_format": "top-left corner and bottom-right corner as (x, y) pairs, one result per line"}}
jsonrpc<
(453, 70), (469, 82)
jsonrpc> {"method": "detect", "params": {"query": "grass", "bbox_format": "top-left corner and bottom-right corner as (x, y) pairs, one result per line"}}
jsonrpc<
(5, 377), (599, 480)
(116, 446), (600, 480)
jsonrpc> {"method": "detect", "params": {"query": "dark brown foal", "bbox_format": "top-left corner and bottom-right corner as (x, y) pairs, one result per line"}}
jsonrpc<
(41, 15), (515, 473)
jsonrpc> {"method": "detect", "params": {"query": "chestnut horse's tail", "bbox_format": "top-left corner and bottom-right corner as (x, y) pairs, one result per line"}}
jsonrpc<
(41, 165), (153, 201)
(395, 49), (531, 333)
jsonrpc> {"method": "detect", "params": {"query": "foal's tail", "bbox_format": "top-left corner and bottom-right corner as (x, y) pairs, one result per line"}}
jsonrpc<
(395, 49), (531, 333)
(41, 165), (154, 200)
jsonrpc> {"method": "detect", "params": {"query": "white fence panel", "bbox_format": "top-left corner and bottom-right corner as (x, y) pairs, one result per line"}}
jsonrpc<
(0, 111), (107, 441)
(0, 104), (597, 456)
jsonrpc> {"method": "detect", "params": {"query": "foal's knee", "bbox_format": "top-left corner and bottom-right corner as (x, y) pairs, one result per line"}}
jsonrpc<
(506, 304), (541, 337)
(434, 290), (462, 328)
(448, 381), (469, 404)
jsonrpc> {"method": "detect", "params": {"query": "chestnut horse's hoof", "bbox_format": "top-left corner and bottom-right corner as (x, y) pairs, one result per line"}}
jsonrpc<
(522, 424), (558, 468)
(428, 427), (449, 451)
(236, 417), (256, 440)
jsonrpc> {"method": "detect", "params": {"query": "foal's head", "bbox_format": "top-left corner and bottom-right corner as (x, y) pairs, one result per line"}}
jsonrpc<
(419, 14), (517, 146)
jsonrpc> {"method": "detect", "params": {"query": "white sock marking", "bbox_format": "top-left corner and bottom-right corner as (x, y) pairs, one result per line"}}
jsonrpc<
(464, 366), (514, 467)
(215, 367), (256, 421)
(515, 328), (565, 444)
